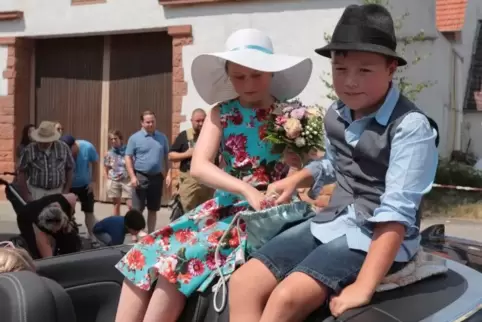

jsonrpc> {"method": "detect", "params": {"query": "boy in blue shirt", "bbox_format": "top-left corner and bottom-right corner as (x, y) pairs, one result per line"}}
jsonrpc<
(93, 209), (146, 246)
(229, 4), (439, 321)
(60, 135), (99, 243)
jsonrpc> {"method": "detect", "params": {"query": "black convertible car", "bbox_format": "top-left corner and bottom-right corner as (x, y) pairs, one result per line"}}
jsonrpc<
(0, 223), (481, 322)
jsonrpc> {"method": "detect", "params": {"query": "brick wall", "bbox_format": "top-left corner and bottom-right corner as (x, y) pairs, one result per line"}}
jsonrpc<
(167, 25), (192, 193)
(0, 37), (33, 199)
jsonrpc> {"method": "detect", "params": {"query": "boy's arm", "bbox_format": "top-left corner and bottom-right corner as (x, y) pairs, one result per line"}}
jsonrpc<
(92, 220), (104, 234)
(270, 132), (335, 204)
(303, 134), (336, 198)
(356, 112), (438, 295)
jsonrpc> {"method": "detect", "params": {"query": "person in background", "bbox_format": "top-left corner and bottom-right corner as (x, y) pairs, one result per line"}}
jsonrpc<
(125, 110), (169, 233)
(93, 209), (146, 246)
(16, 124), (35, 160)
(54, 122), (63, 135)
(60, 135), (99, 245)
(17, 121), (74, 201)
(168, 108), (215, 212)
(104, 129), (132, 216)
(8, 124), (35, 213)
(0, 241), (36, 273)
(17, 193), (79, 259)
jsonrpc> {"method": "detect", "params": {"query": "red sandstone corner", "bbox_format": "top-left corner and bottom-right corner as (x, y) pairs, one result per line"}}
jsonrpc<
(167, 25), (193, 192)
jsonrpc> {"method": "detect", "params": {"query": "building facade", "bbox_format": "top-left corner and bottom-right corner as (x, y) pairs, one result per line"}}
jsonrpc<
(0, 0), (475, 199)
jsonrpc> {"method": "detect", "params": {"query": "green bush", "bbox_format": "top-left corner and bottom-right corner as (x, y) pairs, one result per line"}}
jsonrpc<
(435, 159), (482, 187)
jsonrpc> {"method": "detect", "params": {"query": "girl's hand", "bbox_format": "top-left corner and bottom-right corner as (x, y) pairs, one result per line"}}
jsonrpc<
(283, 149), (303, 170)
(241, 184), (265, 211)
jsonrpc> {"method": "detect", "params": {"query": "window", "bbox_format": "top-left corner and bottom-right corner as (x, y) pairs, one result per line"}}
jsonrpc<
(464, 20), (482, 110)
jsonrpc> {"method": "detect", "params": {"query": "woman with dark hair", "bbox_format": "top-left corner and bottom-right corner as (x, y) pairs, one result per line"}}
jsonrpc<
(7, 124), (36, 214)
(16, 124), (35, 159)
(17, 193), (81, 259)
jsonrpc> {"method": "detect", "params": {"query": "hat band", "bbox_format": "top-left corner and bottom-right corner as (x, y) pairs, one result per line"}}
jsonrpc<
(231, 44), (273, 54)
(331, 25), (396, 50)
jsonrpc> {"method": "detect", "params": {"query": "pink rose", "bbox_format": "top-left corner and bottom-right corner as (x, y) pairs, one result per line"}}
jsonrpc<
(283, 118), (302, 139)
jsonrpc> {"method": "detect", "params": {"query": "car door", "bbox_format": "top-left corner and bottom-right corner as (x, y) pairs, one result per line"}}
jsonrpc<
(35, 245), (131, 322)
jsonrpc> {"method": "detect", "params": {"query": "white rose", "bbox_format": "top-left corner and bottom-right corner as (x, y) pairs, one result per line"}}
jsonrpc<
(295, 137), (306, 147)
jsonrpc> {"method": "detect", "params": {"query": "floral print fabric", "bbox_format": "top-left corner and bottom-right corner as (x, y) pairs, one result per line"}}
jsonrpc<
(115, 99), (288, 296)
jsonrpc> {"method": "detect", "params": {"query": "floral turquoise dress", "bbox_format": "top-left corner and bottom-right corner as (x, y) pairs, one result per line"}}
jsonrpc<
(115, 99), (288, 296)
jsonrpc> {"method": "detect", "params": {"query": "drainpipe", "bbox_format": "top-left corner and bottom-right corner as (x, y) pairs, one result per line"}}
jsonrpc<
(452, 47), (464, 152)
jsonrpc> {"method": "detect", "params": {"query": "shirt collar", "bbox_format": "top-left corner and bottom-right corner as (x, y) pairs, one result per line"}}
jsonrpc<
(335, 83), (400, 126)
(141, 128), (156, 137)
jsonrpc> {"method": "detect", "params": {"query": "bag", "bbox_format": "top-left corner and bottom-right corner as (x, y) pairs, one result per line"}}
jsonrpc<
(239, 200), (314, 252)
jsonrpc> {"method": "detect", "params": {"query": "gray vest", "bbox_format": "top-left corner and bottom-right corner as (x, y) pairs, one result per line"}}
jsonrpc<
(313, 95), (438, 227)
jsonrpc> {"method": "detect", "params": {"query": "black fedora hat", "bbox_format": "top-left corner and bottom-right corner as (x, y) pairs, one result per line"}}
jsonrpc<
(315, 4), (407, 66)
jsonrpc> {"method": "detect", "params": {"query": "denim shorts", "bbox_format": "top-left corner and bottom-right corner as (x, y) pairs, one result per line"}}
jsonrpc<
(251, 219), (406, 293)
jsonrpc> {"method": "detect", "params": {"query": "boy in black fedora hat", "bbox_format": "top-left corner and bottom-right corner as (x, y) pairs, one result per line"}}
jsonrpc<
(229, 4), (440, 321)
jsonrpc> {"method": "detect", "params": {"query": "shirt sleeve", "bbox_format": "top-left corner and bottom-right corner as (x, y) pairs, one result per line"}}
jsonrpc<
(89, 144), (99, 162)
(65, 146), (75, 171)
(163, 134), (170, 158)
(304, 130), (336, 198)
(18, 145), (30, 172)
(93, 220), (104, 234)
(367, 112), (439, 235)
(125, 136), (135, 156)
(170, 131), (185, 153)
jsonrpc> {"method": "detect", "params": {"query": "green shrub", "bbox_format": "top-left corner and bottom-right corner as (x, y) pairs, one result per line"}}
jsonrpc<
(435, 159), (482, 187)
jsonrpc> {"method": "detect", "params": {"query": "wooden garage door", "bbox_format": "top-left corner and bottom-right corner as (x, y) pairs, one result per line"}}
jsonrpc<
(35, 36), (104, 197)
(109, 32), (173, 202)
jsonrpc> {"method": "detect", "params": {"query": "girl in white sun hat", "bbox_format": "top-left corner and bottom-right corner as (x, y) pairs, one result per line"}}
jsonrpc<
(114, 28), (312, 322)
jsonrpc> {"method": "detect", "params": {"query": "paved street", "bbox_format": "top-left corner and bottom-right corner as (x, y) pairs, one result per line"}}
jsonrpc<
(1, 201), (482, 242)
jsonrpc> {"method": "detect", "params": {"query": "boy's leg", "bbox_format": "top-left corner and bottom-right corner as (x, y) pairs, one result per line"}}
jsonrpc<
(95, 232), (113, 246)
(260, 236), (366, 322)
(229, 220), (317, 322)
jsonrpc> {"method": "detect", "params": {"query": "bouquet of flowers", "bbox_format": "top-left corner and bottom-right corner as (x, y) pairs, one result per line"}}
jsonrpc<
(264, 100), (325, 155)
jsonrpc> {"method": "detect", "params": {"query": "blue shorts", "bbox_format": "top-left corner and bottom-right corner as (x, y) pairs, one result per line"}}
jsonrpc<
(251, 219), (406, 293)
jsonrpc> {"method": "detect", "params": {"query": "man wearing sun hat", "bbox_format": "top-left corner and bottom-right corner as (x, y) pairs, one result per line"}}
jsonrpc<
(17, 121), (75, 201)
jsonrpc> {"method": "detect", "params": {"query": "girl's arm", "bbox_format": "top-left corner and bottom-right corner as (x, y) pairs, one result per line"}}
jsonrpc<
(33, 224), (53, 258)
(190, 105), (253, 196)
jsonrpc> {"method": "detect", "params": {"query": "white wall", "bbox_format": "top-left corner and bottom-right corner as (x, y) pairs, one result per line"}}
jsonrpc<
(0, 46), (8, 97)
(456, 0), (482, 157)
(0, 0), (454, 155)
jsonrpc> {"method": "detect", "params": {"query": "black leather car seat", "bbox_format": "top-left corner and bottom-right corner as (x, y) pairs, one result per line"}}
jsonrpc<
(0, 270), (76, 322)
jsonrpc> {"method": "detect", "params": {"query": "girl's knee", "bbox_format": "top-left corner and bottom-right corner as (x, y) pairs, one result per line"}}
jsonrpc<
(229, 259), (277, 295)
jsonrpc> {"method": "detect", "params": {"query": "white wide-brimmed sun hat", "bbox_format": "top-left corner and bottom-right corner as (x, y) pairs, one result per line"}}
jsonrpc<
(191, 29), (313, 105)
(30, 121), (61, 143)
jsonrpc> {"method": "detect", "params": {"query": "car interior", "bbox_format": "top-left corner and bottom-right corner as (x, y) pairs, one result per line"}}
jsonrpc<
(0, 232), (481, 322)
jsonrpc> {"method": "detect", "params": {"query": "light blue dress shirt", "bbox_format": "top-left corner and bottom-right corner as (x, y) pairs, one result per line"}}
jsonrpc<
(306, 85), (439, 262)
(126, 129), (169, 175)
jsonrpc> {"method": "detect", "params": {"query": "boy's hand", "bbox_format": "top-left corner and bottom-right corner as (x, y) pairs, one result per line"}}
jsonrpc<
(329, 282), (373, 317)
(266, 177), (298, 205)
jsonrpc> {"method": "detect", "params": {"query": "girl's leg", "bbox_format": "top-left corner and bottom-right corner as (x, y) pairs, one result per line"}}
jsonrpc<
(142, 275), (186, 322)
(230, 219), (317, 322)
(115, 279), (151, 322)
(112, 197), (121, 216)
(260, 272), (328, 322)
(229, 259), (278, 322)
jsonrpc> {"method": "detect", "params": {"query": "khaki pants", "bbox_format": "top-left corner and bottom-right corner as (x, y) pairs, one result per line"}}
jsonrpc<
(178, 171), (214, 212)
(28, 183), (63, 201)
